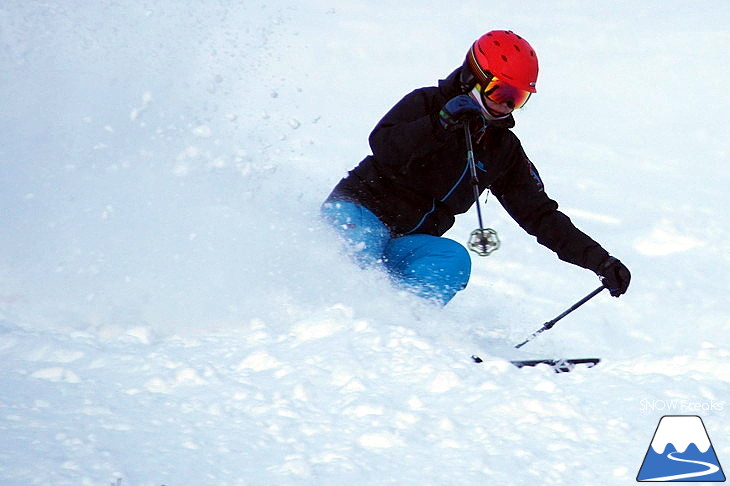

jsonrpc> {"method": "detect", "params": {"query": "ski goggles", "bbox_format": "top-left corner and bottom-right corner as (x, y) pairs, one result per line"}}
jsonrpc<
(478, 75), (532, 110)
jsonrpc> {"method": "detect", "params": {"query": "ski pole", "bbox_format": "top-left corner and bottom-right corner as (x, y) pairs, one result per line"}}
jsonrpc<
(514, 285), (606, 349)
(463, 122), (500, 256)
(464, 122), (485, 231)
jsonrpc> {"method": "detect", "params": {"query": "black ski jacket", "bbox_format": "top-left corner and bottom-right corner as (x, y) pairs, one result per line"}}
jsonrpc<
(326, 68), (609, 273)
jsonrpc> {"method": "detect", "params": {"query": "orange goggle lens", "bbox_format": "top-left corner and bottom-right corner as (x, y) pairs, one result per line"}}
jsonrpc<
(480, 77), (532, 110)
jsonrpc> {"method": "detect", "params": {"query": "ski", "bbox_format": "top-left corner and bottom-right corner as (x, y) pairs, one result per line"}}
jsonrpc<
(471, 355), (601, 373)
(469, 286), (607, 373)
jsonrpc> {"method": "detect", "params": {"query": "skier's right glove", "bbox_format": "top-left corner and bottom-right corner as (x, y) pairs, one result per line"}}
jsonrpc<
(597, 256), (631, 297)
(439, 94), (486, 132)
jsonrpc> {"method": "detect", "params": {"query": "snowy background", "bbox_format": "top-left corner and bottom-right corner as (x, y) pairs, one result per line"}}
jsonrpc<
(1, 1), (728, 484)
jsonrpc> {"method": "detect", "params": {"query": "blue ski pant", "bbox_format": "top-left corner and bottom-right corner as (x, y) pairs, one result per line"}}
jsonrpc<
(321, 201), (471, 305)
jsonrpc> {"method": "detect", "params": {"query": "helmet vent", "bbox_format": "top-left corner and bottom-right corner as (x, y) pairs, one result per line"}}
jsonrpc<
(501, 55), (508, 62)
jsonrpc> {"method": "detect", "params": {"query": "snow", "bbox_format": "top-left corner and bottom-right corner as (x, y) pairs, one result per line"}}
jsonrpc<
(1, 1), (729, 485)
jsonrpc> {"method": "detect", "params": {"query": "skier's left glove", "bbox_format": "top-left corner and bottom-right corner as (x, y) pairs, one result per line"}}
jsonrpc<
(439, 94), (486, 132)
(597, 256), (631, 297)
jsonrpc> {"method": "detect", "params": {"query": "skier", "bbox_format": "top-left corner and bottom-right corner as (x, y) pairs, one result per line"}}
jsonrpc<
(322, 30), (631, 305)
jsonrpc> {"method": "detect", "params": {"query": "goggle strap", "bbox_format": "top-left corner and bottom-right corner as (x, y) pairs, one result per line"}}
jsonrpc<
(467, 47), (494, 87)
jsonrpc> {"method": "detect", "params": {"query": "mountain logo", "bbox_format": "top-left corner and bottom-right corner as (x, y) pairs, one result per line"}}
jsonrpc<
(637, 415), (725, 482)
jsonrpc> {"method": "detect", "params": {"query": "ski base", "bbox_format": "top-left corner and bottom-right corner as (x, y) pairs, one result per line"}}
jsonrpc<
(472, 355), (600, 373)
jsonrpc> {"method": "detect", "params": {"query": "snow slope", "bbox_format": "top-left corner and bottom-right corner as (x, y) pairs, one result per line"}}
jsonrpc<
(1, 1), (728, 484)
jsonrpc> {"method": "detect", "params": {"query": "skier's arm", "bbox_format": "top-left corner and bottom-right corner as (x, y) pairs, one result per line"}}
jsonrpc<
(493, 154), (609, 273)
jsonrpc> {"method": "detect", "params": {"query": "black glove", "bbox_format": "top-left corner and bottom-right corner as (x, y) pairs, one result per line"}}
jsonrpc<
(439, 94), (486, 132)
(597, 256), (631, 297)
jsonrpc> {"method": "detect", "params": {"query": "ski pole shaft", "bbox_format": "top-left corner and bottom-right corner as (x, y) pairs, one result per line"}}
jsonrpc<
(463, 122), (485, 231)
(514, 285), (606, 349)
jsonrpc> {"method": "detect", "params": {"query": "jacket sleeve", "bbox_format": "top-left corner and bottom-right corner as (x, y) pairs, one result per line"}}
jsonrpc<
(368, 88), (450, 169)
(492, 151), (609, 272)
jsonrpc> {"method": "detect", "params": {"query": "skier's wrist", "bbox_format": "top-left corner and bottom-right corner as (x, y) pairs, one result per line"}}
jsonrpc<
(583, 247), (610, 274)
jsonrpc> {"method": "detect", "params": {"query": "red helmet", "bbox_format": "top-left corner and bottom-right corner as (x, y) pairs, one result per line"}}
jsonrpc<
(467, 30), (538, 93)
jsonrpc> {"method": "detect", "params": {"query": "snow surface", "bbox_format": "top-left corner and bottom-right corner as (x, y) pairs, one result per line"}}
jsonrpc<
(1, 1), (729, 485)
